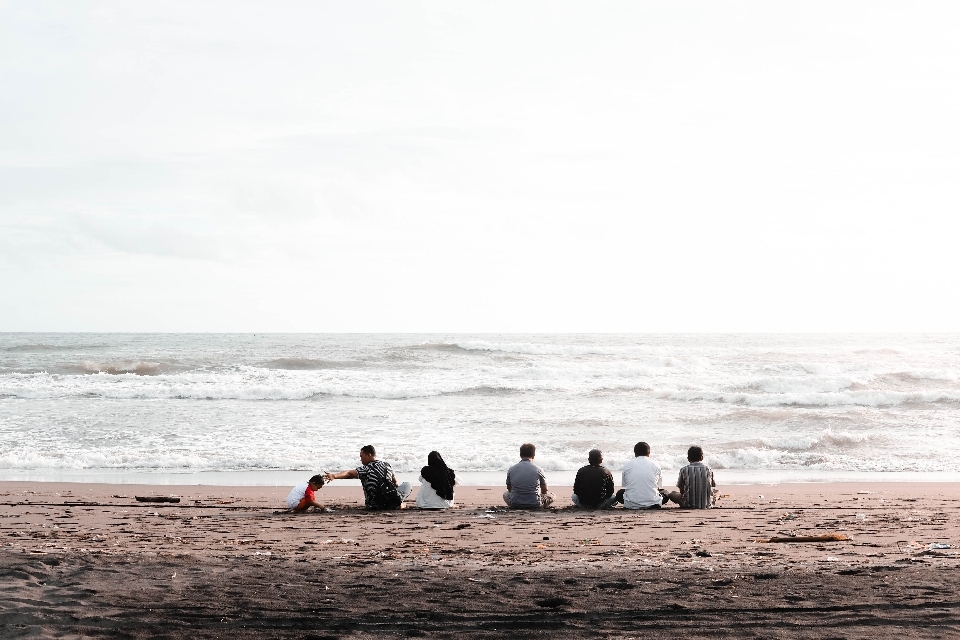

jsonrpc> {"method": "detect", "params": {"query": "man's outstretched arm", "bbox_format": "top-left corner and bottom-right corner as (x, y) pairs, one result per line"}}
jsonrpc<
(325, 469), (359, 482)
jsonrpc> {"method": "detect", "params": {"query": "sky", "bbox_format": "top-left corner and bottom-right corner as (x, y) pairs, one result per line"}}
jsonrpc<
(1, 1), (959, 332)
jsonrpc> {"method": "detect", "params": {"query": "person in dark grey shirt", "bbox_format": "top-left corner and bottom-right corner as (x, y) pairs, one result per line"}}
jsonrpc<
(571, 449), (617, 509)
(503, 443), (555, 508)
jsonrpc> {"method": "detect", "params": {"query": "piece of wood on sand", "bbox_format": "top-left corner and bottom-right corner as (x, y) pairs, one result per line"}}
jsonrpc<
(761, 534), (851, 543)
(135, 496), (181, 503)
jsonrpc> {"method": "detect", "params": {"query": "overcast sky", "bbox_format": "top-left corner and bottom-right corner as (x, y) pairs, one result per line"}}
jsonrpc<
(1, 2), (958, 332)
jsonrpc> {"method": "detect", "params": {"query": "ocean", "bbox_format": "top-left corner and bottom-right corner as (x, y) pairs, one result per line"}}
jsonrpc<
(1, 333), (959, 486)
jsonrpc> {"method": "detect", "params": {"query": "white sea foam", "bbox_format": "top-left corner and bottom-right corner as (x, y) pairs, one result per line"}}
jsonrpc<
(0, 364), (665, 400)
(749, 375), (860, 394)
(79, 360), (167, 376)
(658, 388), (960, 407)
(1, 439), (944, 474)
(889, 369), (960, 383)
(4, 366), (960, 408)
(757, 429), (877, 451)
(454, 340), (712, 361)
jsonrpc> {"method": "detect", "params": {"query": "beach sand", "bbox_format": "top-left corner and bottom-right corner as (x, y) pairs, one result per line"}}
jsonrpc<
(2, 481), (959, 638)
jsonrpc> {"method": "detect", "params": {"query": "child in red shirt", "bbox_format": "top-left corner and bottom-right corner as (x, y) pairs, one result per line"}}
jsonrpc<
(286, 475), (326, 512)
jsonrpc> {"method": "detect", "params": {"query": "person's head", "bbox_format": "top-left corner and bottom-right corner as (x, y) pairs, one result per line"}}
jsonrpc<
(427, 450), (447, 468)
(519, 443), (536, 459)
(588, 449), (603, 465)
(634, 442), (651, 457)
(359, 444), (377, 464)
(308, 474), (325, 490)
(687, 445), (704, 462)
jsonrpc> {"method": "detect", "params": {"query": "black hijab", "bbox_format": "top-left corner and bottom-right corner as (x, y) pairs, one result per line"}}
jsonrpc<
(421, 451), (455, 501)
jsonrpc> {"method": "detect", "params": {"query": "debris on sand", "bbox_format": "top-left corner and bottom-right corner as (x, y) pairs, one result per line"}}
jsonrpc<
(761, 534), (851, 543)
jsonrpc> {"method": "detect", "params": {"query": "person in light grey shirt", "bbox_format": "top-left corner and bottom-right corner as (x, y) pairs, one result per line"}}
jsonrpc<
(503, 443), (555, 509)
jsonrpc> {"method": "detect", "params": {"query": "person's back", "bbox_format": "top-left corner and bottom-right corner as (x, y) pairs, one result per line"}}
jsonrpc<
(504, 443), (554, 509)
(358, 458), (401, 509)
(325, 445), (412, 510)
(572, 449), (615, 509)
(621, 446), (664, 509)
(287, 481), (310, 509)
(506, 459), (544, 507)
(286, 475), (326, 512)
(677, 460), (715, 508)
(417, 450), (456, 509)
(666, 445), (717, 509)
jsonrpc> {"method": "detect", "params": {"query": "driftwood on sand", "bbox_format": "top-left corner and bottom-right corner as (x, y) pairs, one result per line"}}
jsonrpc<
(762, 533), (851, 543)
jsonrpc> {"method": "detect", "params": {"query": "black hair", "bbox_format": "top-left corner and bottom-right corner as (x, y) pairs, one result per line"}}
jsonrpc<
(588, 449), (603, 464)
(309, 474), (325, 487)
(519, 443), (536, 458)
(422, 451), (455, 501)
(687, 445), (704, 462)
(360, 444), (376, 456)
(634, 441), (650, 456)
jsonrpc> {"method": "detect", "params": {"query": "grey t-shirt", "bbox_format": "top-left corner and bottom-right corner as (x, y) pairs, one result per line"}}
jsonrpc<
(506, 459), (546, 507)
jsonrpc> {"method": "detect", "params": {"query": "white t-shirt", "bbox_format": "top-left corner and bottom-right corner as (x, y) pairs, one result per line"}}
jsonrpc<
(621, 456), (663, 508)
(416, 475), (456, 509)
(286, 481), (309, 509)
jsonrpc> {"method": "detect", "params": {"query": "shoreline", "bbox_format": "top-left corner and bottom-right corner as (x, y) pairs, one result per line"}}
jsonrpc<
(2, 468), (957, 487)
(3, 480), (960, 637)
(3, 479), (960, 507)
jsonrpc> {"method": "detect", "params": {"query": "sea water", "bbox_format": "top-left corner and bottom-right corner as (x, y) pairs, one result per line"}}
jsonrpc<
(1, 334), (959, 485)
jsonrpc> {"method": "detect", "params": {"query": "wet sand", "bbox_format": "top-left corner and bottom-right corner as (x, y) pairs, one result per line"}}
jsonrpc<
(2, 481), (959, 638)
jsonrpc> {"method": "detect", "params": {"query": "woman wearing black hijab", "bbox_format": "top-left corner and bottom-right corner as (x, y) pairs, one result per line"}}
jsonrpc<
(416, 451), (456, 509)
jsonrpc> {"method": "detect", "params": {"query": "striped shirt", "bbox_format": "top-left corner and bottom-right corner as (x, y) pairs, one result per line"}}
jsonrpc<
(676, 462), (715, 509)
(356, 460), (400, 510)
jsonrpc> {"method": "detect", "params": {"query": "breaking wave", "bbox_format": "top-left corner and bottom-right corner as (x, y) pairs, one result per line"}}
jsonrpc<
(404, 343), (470, 352)
(3, 368), (960, 405)
(75, 361), (168, 376)
(658, 388), (960, 407)
(261, 358), (364, 370)
(454, 340), (712, 360)
(3, 343), (110, 353)
(0, 438), (946, 475)
(886, 370), (960, 383)
(732, 429), (877, 453)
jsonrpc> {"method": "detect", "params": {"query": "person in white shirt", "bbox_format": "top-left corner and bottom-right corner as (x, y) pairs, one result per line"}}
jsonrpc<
(285, 475), (326, 512)
(617, 441), (668, 509)
(416, 450), (457, 509)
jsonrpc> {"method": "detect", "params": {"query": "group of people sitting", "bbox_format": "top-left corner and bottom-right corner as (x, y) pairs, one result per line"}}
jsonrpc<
(285, 445), (455, 512)
(285, 442), (717, 512)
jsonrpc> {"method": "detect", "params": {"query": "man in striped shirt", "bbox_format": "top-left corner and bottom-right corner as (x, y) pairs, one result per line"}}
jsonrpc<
(664, 445), (717, 509)
(324, 445), (413, 510)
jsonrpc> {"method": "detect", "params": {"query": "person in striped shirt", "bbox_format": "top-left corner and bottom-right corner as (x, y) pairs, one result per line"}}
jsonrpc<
(324, 445), (413, 510)
(664, 445), (718, 509)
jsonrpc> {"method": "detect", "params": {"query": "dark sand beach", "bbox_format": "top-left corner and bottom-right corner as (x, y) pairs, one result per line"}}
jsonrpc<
(2, 481), (959, 638)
